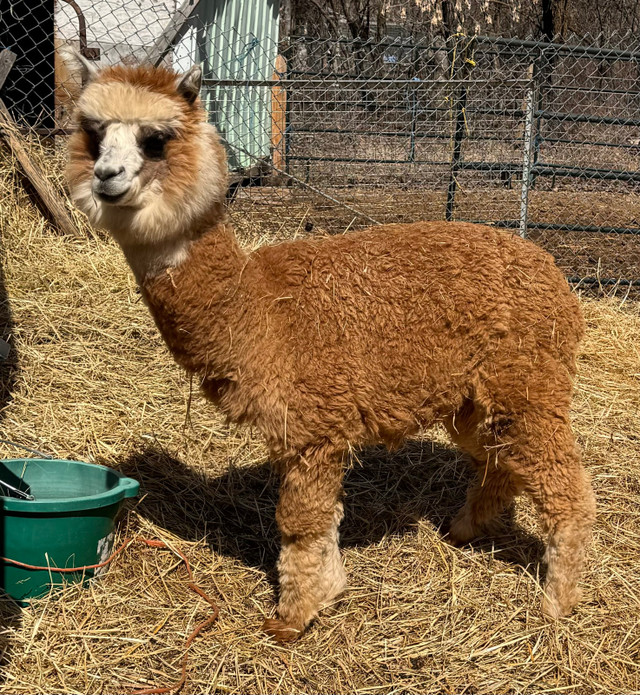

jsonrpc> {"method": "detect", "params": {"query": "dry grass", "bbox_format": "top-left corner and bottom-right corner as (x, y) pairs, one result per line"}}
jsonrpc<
(0, 137), (639, 694)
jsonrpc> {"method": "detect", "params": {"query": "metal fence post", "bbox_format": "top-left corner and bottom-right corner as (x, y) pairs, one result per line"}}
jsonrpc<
(408, 45), (420, 163)
(408, 80), (418, 163)
(519, 64), (537, 238)
(531, 48), (547, 189)
(445, 36), (474, 222)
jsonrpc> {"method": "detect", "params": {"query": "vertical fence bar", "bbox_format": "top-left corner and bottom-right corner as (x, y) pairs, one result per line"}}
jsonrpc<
(445, 83), (467, 221)
(408, 46), (420, 163)
(531, 48), (546, 189)
(408, 81), (418, 162)
(519, 64), (536, 238)
(445, 36), (474, 222)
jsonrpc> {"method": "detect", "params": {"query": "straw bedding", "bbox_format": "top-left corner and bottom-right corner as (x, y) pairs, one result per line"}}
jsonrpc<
(0, 138), (639, 694)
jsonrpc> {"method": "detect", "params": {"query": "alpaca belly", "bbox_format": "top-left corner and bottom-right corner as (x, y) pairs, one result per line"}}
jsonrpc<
(294, 342), (477, 448)
(355, 386), (466, 448)
(200, 377), (231, 406)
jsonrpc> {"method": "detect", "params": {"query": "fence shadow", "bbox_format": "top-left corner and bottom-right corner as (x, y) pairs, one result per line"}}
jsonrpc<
(116, 439), (544, 585)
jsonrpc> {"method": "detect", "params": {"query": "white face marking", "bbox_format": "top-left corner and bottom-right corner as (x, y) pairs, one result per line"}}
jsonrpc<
(67, 70), (229, 277)
(92, 123), (143, 204)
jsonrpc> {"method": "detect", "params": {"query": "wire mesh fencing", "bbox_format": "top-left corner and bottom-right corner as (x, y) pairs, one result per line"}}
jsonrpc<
(2, 1), (640, 288)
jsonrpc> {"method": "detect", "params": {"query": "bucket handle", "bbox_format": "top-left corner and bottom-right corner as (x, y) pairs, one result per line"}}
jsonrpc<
(0, 438), (53, 460)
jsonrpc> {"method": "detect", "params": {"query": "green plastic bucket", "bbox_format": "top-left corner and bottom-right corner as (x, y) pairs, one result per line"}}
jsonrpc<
(0, 458), (139, 604)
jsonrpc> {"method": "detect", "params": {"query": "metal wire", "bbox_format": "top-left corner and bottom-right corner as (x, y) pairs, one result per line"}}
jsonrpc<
(2, 1), (640, 285)
(0, 438), (53, 459)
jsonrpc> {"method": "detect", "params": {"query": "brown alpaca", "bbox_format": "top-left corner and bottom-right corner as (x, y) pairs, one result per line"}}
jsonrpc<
(64, 52), (596, 641)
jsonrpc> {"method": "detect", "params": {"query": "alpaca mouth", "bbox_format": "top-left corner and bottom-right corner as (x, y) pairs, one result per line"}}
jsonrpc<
(93, 179), (132, 204)
(95, 189), (127, 204)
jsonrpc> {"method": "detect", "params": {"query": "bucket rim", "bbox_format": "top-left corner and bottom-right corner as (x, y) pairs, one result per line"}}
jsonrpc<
(0, 458), (140, 513)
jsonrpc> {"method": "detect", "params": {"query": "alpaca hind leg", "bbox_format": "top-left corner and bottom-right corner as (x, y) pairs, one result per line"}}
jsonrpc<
(450, 363), (595, 617)
(444, 400), (523, 545)
(486, 399), (595, 618)
(448, 464), (522, 545)
(263, 451), (345, 642)
(521, 429), (596, 619)
(450, 405), (595, 616)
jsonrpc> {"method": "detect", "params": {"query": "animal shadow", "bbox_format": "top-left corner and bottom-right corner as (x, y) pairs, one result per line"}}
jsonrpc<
(0, 241), (21, 680)
(116, 439), (544, 582)
(0, 592), (21, 682)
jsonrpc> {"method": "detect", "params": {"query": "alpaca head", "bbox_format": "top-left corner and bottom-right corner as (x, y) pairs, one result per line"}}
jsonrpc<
(64, 49), (228, 250)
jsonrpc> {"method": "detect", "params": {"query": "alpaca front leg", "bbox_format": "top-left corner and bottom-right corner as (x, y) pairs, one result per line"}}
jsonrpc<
(266, 515), (345, 641)
(263, 454), (345, 642)
(318, 501), (347, 606)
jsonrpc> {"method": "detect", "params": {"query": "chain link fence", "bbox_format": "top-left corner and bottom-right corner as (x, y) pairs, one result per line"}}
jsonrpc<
(2, 1), (640, 288)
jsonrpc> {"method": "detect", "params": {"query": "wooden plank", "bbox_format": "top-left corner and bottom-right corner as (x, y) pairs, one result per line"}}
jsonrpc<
(149, 0), (202, 67)
(0, 99), (79, 237)
(0, 50), (17, 90)
(271, 54), (287, 172)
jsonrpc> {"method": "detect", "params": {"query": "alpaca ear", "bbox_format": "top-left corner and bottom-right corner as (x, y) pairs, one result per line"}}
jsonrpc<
(176, 65), (202, 104)
(57, 43), (98, 84)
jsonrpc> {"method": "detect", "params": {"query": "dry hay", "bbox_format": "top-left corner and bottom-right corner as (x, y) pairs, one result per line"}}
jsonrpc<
(0, 137), (639, 695)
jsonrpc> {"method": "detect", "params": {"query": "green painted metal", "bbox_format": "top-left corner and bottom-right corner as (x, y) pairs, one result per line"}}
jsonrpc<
(185, 0), (280, 170)
(0, 458), (139, 604)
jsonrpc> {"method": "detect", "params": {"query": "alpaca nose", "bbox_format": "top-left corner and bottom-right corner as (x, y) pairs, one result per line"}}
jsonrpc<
(94, 160), (125, 182)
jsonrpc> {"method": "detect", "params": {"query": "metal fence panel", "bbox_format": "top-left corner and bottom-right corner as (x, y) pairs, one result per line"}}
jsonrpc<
(2, 1), (640, 287)
(175, 0), (280, 169)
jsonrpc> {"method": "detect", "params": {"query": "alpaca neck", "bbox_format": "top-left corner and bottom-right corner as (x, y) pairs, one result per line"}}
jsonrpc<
(138, 220), (249, 380)
(119, 236), (191, 284)
(113, 202), (227, 285)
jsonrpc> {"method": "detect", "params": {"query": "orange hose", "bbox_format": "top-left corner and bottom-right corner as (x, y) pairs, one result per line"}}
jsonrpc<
(129, 541), (221, 695)
(1, 537), (220, 695)
(0, 537), (135, 573)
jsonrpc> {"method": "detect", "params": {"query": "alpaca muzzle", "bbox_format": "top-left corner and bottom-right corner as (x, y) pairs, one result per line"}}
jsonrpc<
(92, 123), (143, 203)
(93, 170), (131, 203)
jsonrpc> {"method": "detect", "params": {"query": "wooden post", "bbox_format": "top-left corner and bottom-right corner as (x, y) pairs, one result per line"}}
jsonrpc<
(271, 54), (287, 172)
(0, 50), (16, 90)
(148, 0), (202, 66)
(445, 37), (475, 222)
(0, 99), (79, 237)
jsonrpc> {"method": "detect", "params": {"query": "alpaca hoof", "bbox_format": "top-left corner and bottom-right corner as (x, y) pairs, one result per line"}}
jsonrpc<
(445, 514), (479, 547)
(320, 569), (348, 607)
(541, 587), (581, 621)
(541, 595), (565, 620)
(262, 618), (302, 643)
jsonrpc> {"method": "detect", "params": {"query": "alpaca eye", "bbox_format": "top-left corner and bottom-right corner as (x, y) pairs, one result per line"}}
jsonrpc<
(142, 133), (167, 159)
(79, 118), (104, 159)
(80, 118), (103, 135)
